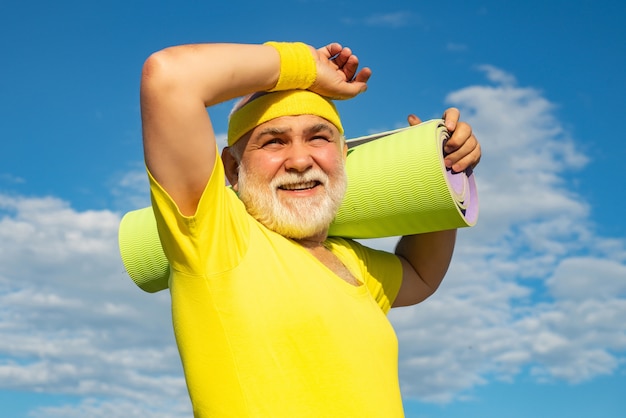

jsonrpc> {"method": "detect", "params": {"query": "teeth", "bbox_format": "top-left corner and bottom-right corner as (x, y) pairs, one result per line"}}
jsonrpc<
(280, 181), (318, 191)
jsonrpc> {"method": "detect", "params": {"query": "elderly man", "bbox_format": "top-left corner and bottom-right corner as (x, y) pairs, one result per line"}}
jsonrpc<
(140, 41), (480, 417)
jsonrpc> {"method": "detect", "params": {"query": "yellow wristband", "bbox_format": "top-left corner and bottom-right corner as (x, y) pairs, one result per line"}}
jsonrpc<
(264, 41), (317, 91)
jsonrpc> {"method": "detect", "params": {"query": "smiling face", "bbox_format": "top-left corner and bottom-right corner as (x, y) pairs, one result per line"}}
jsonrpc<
(231, 114), (348, 240)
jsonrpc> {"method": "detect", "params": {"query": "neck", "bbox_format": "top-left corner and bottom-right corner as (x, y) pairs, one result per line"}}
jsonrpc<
(292, 230), (329, 249)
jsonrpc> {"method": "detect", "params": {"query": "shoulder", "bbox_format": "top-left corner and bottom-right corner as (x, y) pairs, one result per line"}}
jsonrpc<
(326, 237), (396, 261)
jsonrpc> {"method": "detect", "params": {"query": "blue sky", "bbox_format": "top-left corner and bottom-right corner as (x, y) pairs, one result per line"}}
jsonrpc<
(1, 0), (625, 417)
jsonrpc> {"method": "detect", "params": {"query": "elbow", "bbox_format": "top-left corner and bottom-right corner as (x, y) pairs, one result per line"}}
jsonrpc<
(140, 47), (185, 95)
(141, 50), (171, 91)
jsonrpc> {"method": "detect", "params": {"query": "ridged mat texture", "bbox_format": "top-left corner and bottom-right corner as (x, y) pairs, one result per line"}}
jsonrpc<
(118, 207), (170, 292)
(118, 119), (478, 293)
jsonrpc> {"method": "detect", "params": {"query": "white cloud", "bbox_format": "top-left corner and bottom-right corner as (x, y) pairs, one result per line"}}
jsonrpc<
(342, 11), (421, 28)
(29, 397), (190, 418)
(446, 42), (468, 52)
(547, 257), (626, 300)
(0, 173), (25, 184)
(381, 67), (626, 402)
(0, 194), (191, 417)
(110, 168), (150, 211)
(476, 64), (518, 86)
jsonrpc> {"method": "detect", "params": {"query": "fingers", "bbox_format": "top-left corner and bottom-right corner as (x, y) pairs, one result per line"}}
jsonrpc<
(331, 46), (353, 69)
(407, 114), (422, 126)
(445, 138), (481, 172)
(447, 145), (481, 173)
(319, 43), (343, 59)
(322, 44), (367, 81)
(441, 107), (481, 172)
(444, 120), (472, 153)
(341, 54), (360, 81)
(332, 48), (370, 84)
(353, 67), (372, 84)
(310, 43), (371, 100)
(331, 80), (369, 99)
(443, 121), (481, 172)
(442, 107), (460, 132)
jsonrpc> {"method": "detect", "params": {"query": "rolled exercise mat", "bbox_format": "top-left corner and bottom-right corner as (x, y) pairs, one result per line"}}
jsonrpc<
(119, 206), (170, 293)
(335, 118), (478, 237)
(119, 119), (478, 292)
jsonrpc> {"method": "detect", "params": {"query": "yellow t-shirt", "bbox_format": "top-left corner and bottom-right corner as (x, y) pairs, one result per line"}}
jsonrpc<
(149, 156), (405, 418)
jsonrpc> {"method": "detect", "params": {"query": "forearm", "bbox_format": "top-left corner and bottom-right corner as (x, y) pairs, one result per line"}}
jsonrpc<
(395, 229), (457, 292)
(141, 43), (280, 107)
(139, 40), (370, 215)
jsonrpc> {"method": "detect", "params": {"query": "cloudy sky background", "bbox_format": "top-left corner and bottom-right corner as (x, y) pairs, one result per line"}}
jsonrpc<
(1, 1), (625, 417)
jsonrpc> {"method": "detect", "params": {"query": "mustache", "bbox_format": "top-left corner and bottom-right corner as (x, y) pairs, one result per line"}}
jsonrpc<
(270, 170), (329, 190)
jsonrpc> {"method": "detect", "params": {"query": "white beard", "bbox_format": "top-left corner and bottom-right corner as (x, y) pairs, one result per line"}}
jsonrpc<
(237, 162), (347, 239)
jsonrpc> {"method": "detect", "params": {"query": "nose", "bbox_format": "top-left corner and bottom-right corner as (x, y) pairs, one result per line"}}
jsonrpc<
(283, 142), (314, 172)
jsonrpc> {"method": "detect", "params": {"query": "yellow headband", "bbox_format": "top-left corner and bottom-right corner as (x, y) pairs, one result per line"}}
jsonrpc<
(227, 90), (344, 146)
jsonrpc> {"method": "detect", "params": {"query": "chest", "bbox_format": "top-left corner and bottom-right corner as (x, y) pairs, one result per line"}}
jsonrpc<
(306, 245), (361, 286)
(199, 239), (384, 335)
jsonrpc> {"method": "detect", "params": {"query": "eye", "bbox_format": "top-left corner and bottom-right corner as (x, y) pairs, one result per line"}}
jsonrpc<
(262, 138), (284, 148)
(310, 135), (331, 143)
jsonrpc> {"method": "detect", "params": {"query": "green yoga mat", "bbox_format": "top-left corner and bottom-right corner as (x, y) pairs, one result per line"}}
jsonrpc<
(119, 119), (478, 292)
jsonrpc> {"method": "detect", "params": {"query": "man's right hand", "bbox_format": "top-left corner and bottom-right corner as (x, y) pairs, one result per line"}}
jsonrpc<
(309, 43), (372, 100)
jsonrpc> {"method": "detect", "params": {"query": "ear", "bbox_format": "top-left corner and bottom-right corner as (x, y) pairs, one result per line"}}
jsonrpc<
(222, 147), (240, 191)
(342, 142), (348, 162)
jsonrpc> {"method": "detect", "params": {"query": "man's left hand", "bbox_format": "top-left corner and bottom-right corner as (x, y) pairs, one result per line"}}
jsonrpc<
(408, 108), (481, 173)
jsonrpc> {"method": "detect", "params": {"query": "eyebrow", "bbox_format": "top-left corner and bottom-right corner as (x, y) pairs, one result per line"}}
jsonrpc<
(256, 126), (291, 137)
(255, 122), (335, 138)
(305, 123), (335, 136)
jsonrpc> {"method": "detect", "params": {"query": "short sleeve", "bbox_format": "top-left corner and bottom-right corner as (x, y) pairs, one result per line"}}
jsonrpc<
(327, 237), (403, 313)
(148, 152), (250, 276)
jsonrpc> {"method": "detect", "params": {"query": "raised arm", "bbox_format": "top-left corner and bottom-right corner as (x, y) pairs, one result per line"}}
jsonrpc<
(141, 43), (282, 215)
(140, 42), (370, 216)
(392, 109), (481, 307)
